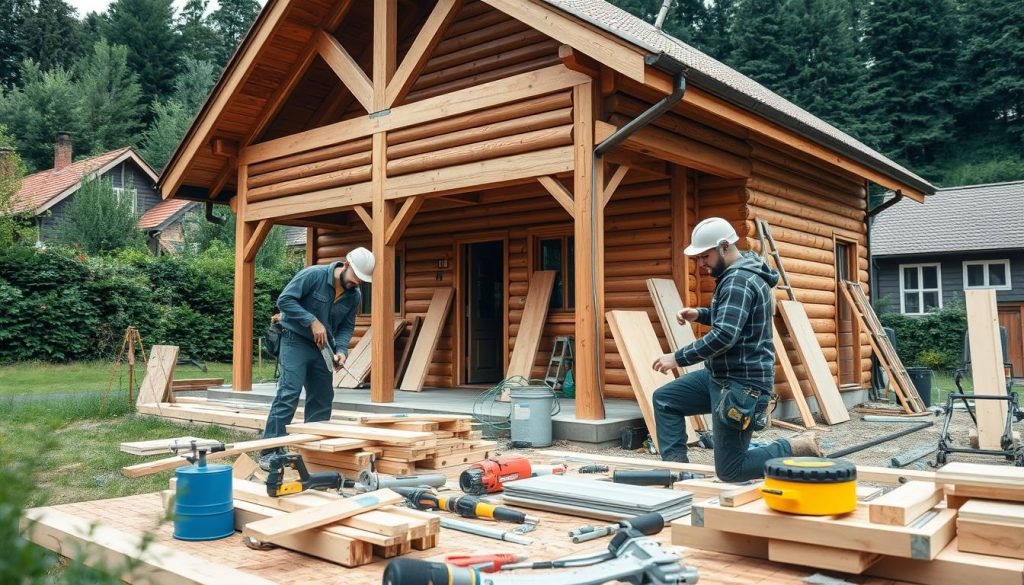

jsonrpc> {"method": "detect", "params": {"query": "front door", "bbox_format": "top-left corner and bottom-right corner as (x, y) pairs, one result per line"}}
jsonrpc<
(464, 241), (504, 384)
(998, 304), (1024, 380)
(835, 241), (858, 386)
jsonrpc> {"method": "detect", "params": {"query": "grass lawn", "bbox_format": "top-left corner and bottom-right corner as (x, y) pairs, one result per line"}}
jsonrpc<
(0, 359), (278, 396)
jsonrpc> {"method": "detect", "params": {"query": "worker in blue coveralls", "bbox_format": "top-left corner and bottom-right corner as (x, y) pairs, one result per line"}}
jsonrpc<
(650, 218), (821, 482)
(259, 247), (376, 471)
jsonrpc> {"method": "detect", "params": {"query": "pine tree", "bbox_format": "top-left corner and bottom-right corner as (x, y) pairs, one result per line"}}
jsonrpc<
(696, 0), (737, 61)
(138, 99), (191, 173)
(75, 40), (144, 155)
(727, 0), (794, 93)
(18, 0), (87, 72)
(104, 0), (181, 103)
(178, 0), (219, 64)
(209, 0), (260, 65)
(0, 0), (30, 89)
(173, 57), (218, 113)
(57, 176), (142, 253)
(0, 60), (82, 172)
(957, 0), (1024, 144)
(0, 124), (36, 246)
(862, 0), (959, 168)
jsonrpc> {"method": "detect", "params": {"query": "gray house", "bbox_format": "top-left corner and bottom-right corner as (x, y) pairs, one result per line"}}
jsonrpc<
(871, 180), (1024, 374)
(11, 133), (193, 253)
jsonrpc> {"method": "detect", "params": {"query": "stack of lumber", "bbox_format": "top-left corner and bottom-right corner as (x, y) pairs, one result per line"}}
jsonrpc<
(287, 414), (495, 475)
(937, 462), (1024, 560)
(232, 478), (440, 567)
(170, 377), (225, 392)
(119, 436), (219, 456)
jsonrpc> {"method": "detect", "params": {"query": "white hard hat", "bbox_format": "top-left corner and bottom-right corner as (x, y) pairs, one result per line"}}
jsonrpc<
(684, 217), (739, 256)
(346, 247), (375, 282)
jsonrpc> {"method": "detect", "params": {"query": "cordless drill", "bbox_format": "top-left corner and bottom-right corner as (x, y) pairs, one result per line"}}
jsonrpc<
(264, 453), (347, 497)
(458, 454), (565, 495)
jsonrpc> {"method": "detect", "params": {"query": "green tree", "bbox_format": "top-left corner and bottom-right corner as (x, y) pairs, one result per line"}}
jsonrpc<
(183, 206), (292, 270)
(696, 0), (736, 60)
(173, 56), (218, 112)
(0, 125), (36, 246)
(727, 0), (793, 92)
(0, 60), (81, 172)
(138, 99), (191, 172)
(74, 40), (144, 155)
(56, 176), (143, 253)
(862, 0), (959, 169)
(0, 0), (29, 89)
(177, 0), (219, 63)
(209, 0), (260, 65)
(104, 0), (181, 103)
(612, 0), (706, 45)
(18, 0), (87, 72)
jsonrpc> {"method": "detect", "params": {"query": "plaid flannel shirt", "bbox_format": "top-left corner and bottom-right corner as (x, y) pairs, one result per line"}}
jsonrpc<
(674, 253), (779, 390)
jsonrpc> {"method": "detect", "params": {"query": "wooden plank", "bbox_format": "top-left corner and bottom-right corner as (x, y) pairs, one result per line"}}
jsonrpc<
(868, 481), (943, 526)
(121, 434), (324, 478)
(596, 120), (751, 179)
(536, 450), (716, 475)
(936, 462), (1024, 493)
(119, 436), (216, 456)
(505, 271), (557, 381)
(242, 489), (402, 542)
(370, 130), (396, 403)
(959, 499), (1024, 526)
(720, 482), (765, 507)
(233, 500), (373, 567)
(352, 204), (373, 230)
(338, 510), (410, 537)
(606, 310), (687, 449)
(692, 498), (957, 560)
(316, 30), (374, 113)
(335, 319), (406, 388)
(857, 465), (936, 485)
(946, 483), (1024, 503)
(394, 315), (423, 387)
(537, 176), (575, 217)
(170, 378), (225, 390)
(958, 518), (1024, 559)
(384, 196), (423, 245)
(245, 181), (373, 222)
(372, 0), (396, 112)
(773, 328), (816, 427)
(284, 422), (435, 445)
(670, 515), (770, 559)
(870, 538), (1024, 585)
(778, 300), (850, 424)
(768, 539), (881, 574)
(242, 219), (273, 262)
(398, 288), (454, 391)
(966, 289), (1010, 449)
(602, 164), (629, 207)
(136, 345), (178, 405)
(22, 508), (279, 584)
(232, 453), (259, 479)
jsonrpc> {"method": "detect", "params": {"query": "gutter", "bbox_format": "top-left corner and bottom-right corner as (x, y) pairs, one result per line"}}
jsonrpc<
(867, 189), (903, 218)
(587, 52), (688, 414)
(205, 201), (226, 225)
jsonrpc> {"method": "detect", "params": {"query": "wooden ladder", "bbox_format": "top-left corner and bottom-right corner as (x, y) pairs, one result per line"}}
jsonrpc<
(756, 218), (795, 302)
(544, 336), (574, 390)
(839, 281), (926, 413)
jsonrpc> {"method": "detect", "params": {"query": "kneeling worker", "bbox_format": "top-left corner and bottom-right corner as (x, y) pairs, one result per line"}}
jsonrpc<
(651, 218), (820, 482)
(259, 247), (376, 470)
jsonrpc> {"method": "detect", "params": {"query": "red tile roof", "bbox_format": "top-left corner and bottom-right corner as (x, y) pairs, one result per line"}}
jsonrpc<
(138, 198), (193, 229)
(11, 147), (133, 214)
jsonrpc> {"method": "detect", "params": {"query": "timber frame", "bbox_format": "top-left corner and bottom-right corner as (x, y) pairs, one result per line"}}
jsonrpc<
(158, 0), (935, 420)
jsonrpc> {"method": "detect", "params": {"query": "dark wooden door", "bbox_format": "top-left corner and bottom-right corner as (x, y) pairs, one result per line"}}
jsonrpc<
(835, 242), (858, 386)
(464, 241), (504, 384)
(998, 304), (1024, 379)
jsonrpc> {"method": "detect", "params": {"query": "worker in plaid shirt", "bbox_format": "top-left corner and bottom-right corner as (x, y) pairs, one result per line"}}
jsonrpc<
(651, 218), (821, 481)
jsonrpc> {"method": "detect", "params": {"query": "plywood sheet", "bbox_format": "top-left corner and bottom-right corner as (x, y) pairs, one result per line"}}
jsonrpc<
(136, 345), (179, 405)
(399, 288), (454, 392)
(506, 270), (557, 379)
(778, 300), (849, 424)
(966, 289), (1009, 449)
(335, 318), (406, 388)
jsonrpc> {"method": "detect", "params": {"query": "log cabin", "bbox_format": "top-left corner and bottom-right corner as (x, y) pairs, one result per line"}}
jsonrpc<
(157, 0), (937, 421)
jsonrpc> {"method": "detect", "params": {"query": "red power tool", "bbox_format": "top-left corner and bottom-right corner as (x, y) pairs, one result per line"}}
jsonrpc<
(458, 454), (565, 495)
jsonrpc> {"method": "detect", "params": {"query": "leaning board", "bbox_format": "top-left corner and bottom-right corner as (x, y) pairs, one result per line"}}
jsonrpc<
(335, 319), (406, 388)
(136, 345), (179, 406)
(506, 271), (557, 380)
(399, 288), (454, 392)
(778, 300), (849, 424)
(607, 310), (697, 449)
(965, 289), (1009, 449)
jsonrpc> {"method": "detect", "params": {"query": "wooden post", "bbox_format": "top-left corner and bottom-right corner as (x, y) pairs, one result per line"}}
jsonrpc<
(370, 132), (396, 403)
(573, 81), (605, 420)
(373, 0), (396, 113)
(670, 165), (689, 308)
(232, 164), (255, 391)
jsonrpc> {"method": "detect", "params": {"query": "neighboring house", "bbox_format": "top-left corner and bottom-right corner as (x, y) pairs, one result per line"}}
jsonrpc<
(10, 132), (194, 254)
(283, 225), (307, 250)
(872, 180), (1024, 374)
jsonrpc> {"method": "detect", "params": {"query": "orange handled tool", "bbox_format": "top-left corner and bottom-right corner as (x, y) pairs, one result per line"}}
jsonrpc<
(444, 553), (528, 572)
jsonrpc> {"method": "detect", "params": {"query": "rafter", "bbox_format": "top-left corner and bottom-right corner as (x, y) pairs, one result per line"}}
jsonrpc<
(384, 0), (461, 108)
(316, 30), (374, 113)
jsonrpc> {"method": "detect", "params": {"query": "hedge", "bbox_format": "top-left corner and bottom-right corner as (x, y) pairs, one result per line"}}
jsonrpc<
(877, 301), (968, 370)
(0, 243), (298, 363)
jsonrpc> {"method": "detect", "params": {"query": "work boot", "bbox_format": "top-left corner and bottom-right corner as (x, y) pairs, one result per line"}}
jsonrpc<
(786, 434), (823, 457)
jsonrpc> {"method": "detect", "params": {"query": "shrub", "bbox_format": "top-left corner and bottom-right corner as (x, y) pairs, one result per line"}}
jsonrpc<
(878, 300), (967, 370)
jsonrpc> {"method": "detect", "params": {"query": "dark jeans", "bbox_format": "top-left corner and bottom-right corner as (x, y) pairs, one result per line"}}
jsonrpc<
(652, 368), (790, 482)
(261, 329), (335, 455)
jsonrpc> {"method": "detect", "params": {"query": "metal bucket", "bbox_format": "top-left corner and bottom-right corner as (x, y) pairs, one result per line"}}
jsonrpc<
(173, 463), (234, 541)
(509, 384), (558, 448)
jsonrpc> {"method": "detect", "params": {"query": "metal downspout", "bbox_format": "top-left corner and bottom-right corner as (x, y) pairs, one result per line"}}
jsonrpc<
(205, 201), (226, 225)
(586, 54), (687, 415)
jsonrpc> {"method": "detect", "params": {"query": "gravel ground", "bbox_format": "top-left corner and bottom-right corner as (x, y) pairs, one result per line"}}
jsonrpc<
(496, 400), (1023, 473)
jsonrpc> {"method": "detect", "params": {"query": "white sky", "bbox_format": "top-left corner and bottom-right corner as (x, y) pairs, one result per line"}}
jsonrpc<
(67, 0), (213, 18)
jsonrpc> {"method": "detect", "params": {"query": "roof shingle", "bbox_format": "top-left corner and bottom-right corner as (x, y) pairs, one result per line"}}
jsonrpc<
(871, 180), (1024, 257)
(11, 148), (133, 214)
(138, 198), (194, 230)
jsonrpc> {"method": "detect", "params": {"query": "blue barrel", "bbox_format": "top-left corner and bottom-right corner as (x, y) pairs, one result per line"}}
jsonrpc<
(173, 463), (234, 541)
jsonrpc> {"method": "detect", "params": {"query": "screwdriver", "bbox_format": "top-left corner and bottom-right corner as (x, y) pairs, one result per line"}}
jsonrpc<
(394, 487), (540, 525)
(444, 553), (528, 573)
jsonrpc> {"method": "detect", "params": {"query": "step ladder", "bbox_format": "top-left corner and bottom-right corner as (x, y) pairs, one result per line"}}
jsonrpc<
(544, 336), (575, 390)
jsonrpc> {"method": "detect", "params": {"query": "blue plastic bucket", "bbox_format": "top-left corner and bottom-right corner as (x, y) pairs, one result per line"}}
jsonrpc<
(173, 463), (234, 541)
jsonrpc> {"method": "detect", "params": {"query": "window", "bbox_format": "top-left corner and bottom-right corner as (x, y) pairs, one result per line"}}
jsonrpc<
(963, 260), (1011, 291)
(899, 263), (942, 314)
(536, 236), (574, 310)
(359, 253), (402, 314)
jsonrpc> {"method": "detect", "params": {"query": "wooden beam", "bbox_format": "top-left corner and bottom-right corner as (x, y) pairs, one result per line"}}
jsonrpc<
(537, 176), (575, 217)
(385, 0), (461, 108)
(211, 138), (239, 158)
(243, 488), (403, 542)
(370, 132), (396, 403)
(573, 81), (604, 420)
(316, 30), (374, 113)
(868, 481), (943, 526)
(558, 44), (599, 78)
(242, 219), (273, 263)
(602, 164), (629, 207)
(209, 163), (234, 199)
(384, 196), (423, 245)
(352, 204), (373, 231)
(373, 0), (396, 111)
(769, 540), (882, 574)
(232, 166), (255, 392)
(595, 120), (751, 179)
(482, 0), (645, 82)
(244, 65), (591, 166)
(246, 182), (373, 222)
(644, 70), (928, 201)
(121, 434), (325, 477)
(965, 289), (1009, 449)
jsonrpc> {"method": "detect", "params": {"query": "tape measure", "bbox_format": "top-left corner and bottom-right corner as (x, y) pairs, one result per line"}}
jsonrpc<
(760, 457), (857, 516)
